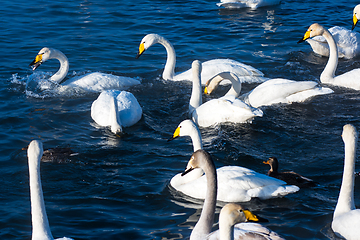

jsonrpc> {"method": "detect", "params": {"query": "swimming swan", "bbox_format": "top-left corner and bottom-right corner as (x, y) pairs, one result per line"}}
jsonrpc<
(216, 0), (280, 10)
(169, 120), (300, 202)
(30, 47), (140, 92)
(304, 5), (360, 59)
(182, 150), (284, 240)
(91, 90), (142, 134)
(27, 140), (73, 240)
(353, 4), (360, 30)
(263, 157), (316, 188)
(331, 124), (360, 239)
(190, 61), (263, 127)
(136, 34), (266, 84)
(299, 23), (360, 91)
(206, 203), (284, 240)
(205, 76), (333, 108)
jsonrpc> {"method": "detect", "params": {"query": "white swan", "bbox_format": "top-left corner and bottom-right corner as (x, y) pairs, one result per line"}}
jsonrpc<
(30, 47), (141, 92)
(136, 34), (266, 84)
(331, 124), (360, 240)
(299, 23), (360, 90)
(216, 0), (280, 10)
(169, 119), (300, 202)
(91, 90), (142, 134)
(206, 203), (284, 240)
(27, 140), (73, 240)
(353, 4), (360, 30)
(182, 150), (284, 240)
(189, 61), (263, 127)
(305, 26), (360, 59)
(205, 75), (333, 108)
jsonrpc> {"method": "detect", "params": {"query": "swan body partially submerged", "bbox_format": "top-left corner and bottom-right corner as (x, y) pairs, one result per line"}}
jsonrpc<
(29, 47), (140, 92)
(136, 34), (266, 84)
(216, 0), (280, 10)
(91, 90), (142, 134)
(189, 61), (263, 127)
(169, 120), (299, 202)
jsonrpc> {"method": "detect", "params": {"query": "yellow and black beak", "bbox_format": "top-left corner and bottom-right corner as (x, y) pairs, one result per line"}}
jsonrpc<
(298, 30), (311, 43)
(242, 209), (269, 223)
(353, 14), (358, 30)
(135, 42), (146, 59)
(29, 54), (43, 71)
(167, 126), (181, 142)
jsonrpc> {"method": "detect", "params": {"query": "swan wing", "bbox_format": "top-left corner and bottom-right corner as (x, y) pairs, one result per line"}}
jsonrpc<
(91, 90), (142, 127)
(174, 59), (266, 84)
(333, 69), (360, 90)
(193, 96), (263, 128)
(66, 72), (141, 92)
(217, 0), (280, 9)
(245, 79), (333, 107)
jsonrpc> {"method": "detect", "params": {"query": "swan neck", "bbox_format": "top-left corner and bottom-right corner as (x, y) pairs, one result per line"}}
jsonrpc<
(219, 223), (234, 240)
(109, 96), (122, 134)
(29, 151), (54, 239)
(49, 49), (69, 84)
(320, 29), (338, 83)
(189, 65), (202, 115)
(190, 159), (217, 240)
(190, 126), (203, 152)
(158, 36), (176, 80)
(334, 135), (357, 218)
(221, 72), (241, 97)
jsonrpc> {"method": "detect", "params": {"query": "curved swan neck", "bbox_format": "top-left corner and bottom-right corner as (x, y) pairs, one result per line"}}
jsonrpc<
(219, 223), (235, 240)
(189, 61), (202, 115)
(49, 48), (69, 83)
(334, 128), (357, 218)
(189, 125), (203, 152)
(28, 141), (54, 240)
(320, 28), (338, 83)
(156, 35), (176, 80)
(109, 96), (122, 134)
(190, 154), (217, 240)
(219, 72), (242, 97)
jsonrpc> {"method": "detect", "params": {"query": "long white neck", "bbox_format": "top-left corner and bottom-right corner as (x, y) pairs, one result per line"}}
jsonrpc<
(189, 126), (203, 152)
(320, 28), (338, 84)
(190, 158), (217, 240)
(219, 223), (234, 240)
(189, 61), (202, 115)
(28, 142), (54, 240)
(219, 72), (241, 97)
(334, 130), (357, 219)
(49, 48), (69, 83)
(156, 36), (176, 80)
(109, 96), (122, 134)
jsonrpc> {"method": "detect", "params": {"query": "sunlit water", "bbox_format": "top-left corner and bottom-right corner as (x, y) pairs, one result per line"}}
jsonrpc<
(1, 0), (360, 239)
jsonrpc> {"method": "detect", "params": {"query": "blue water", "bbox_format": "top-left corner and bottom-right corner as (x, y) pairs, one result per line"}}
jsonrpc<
(1, 0), (360, 239)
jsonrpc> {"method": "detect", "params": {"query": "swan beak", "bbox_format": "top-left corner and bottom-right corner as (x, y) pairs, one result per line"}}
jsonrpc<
(243, 210), (269, 223)
(181, 156), (195, 176)
(298, 30), (311, 43)
(167, 126), (180, 142)
(29, 54), (43, 70)
(136, 43), (146, 59)
(353, 14), (358, 30)
(263, 160), (270, 165)
(204, 86), (209, 95)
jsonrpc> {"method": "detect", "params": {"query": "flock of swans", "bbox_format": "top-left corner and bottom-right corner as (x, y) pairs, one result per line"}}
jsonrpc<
(24, 3), (360, 240)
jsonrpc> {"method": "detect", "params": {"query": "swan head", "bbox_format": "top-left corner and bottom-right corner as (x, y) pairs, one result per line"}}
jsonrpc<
(342, 124), (358, 146)
(298, 23), (324, 43)
(28, 140), (44, 162)
(29, 47), (53, 71)
(181, 149), (211, 176)
(136, 33), (163, 59)
(168, 119), (198, 141)
(353, 4), (360, 30)
(220, 203), (268, 227)
(204, 72), (242, 97)
(263, 157), (279, 173)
